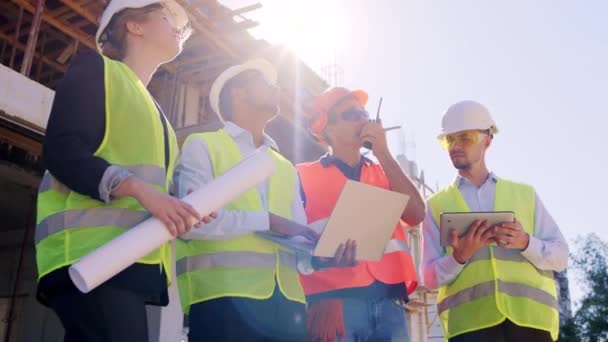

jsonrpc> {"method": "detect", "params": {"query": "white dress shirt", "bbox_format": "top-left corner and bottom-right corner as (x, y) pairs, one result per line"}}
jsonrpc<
(173, 121), (307, 240)
(421, 172), (569, 289)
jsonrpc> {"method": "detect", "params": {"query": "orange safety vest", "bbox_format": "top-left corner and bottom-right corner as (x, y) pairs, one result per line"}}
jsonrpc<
(297, 160), (418, 296)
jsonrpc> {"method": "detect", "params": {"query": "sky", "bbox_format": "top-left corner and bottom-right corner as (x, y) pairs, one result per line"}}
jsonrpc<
(220, 0), (608, 307)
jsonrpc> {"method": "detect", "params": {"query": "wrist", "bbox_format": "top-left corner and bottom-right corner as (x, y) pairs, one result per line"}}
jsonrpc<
(311, 257), (333, 270)
(519, 233), (531, 251)
(374, 149), (394, 164)
(118, 176), (143, 199)
(452, 250), (469, 264)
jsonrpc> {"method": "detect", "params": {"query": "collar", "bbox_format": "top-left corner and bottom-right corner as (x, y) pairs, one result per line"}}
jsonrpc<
(454, 172), (498, 188)
(224, 121), (279, 151)
(319, 153), (374, 168)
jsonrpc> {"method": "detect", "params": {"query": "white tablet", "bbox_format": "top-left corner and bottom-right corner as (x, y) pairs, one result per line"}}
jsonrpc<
(439, 211), (515, 247)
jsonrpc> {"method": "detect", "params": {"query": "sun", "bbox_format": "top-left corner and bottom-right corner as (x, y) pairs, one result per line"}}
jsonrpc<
(253, 0), (349, 70)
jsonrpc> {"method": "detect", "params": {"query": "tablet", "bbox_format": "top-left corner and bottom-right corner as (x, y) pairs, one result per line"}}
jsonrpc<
(439, 211), (515, 247)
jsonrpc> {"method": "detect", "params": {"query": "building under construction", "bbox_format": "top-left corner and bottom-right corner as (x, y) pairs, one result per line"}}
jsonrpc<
(0, 0), (328, 340)
(0, 0), (573, 341)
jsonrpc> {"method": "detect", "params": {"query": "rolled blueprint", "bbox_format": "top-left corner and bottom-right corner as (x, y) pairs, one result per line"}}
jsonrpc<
(69, 149), (275, 293)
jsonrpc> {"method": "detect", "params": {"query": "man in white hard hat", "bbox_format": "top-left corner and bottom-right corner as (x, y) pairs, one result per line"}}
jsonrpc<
(421, 100), (568, 341)
(173, 60), (355, 341)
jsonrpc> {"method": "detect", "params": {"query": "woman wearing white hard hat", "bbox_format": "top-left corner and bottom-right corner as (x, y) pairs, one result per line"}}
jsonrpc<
(36, 1), (213, 340)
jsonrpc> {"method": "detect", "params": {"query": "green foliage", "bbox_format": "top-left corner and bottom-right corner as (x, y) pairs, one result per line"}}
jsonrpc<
(562, 234), (608, 342)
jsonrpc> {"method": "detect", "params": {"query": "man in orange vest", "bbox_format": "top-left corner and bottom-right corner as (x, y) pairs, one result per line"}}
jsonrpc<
(299, 87), (426, 341)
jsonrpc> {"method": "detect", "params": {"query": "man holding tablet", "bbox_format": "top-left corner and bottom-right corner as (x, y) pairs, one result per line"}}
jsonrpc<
(421, 100), (569, 341)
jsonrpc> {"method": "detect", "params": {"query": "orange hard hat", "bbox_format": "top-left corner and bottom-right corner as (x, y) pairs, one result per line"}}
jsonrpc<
(304, 87), (368, 143)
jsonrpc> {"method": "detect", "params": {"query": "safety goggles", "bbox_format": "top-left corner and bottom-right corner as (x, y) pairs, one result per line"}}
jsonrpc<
(439, 130), (489, 150)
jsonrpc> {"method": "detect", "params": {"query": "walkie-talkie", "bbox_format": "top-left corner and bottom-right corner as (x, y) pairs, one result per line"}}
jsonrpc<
(363, 97), (383, 150)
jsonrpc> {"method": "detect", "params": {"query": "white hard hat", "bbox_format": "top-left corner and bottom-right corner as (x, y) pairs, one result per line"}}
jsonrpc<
(438, 100), (498, 138)
(209, 59), (278, 121)
(96, 0), (188, 51)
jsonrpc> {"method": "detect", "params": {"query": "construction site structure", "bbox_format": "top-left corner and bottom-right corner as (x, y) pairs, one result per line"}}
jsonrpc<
(0, 0), (574, 340)
(394, 146), (444, 342)
(0, 1), (332, 340)
(319, 50), (343, 88)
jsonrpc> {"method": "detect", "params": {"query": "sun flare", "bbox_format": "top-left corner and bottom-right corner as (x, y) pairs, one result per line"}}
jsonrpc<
(255, 0), (349, 69)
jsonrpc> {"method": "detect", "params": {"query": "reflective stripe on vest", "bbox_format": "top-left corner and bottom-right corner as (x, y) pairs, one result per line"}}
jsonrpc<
(437, 280), (558, 314)
(35, 207), (149, 244)
(384, 238), (411, 254)
(428, 178), (558, 340)
(35, 163), (165, 243)
(176, 250), (297, 277)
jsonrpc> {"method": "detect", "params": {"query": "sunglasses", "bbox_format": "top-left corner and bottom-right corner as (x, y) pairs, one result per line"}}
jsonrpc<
(439, 130), (490, 150)
(331, 109), (370, 122)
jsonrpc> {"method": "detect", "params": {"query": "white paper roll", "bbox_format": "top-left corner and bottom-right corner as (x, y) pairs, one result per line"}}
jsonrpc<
(69, 149), (276, 293)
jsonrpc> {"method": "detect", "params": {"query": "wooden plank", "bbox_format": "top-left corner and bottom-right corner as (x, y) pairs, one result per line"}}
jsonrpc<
(0, 7), (74, 48)
(174, 0), (238, 58)
(0, 29), (67, 72)
(21, 0), (45, 76)
(220, 3), (261, 19)
(9, 6), (24, 69)
(35, 30), (47, 79)
(48, 3), (72, 15)
(11, 0), (96, 50)
(223, 19), (258, 32)
(183, 0), (210, 19)
(0, 126), (42, 156)
(57, 0), (98, 24)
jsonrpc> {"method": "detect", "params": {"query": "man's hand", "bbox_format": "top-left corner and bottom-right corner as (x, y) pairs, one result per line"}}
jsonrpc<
(360, 120), (390, 158)
(492, 220), (530, 250)
(186, 189), (217, 229)
(313, 240), (357, 269)
(269, 213), (319, 243)
(116, 177), (216, 238)
(332, 239), (357, 267)
(450, 220), (494, 264)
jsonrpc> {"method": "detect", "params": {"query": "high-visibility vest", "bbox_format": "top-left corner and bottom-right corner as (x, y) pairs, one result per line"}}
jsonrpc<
(296, 160), (418, 296)
(35, 54), (178, 281)
(428, 178), (559, 340)
(176, 130), (305, 314)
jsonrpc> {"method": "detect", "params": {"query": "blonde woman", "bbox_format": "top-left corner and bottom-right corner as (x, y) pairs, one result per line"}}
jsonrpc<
(36, 0), (212, 340)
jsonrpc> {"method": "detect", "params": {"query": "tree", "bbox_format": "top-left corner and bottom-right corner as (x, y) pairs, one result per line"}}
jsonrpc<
(562, 234), (608, 342)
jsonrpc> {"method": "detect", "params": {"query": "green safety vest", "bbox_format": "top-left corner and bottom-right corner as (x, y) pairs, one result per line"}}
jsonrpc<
(428, 178), (559, 340)
(176, 129), (305, 314)
(36, 54), (178, 282)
